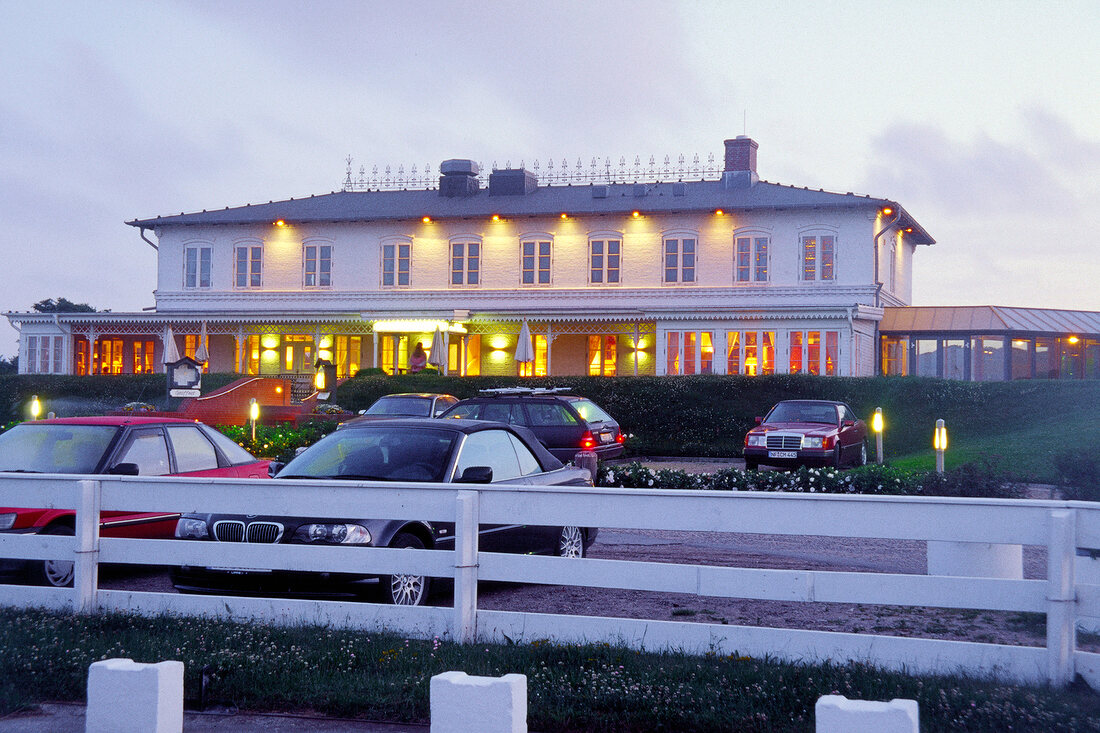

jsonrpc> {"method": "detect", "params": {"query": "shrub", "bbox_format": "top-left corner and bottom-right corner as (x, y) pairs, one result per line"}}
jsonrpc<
(1053, 449), (1100, 501)
(598, 461), (1021, 500)
(217, 421), (338, 461)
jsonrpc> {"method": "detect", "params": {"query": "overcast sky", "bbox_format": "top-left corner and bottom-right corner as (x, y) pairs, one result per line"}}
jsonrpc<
(2, 0), (1098, 357)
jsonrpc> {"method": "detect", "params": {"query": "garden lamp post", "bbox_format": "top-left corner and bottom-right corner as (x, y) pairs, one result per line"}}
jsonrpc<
(933, 418), (947, 474)
(872, 407), (884, 464)
(249, 398), (259, 442)
(29, 395), (42, 420)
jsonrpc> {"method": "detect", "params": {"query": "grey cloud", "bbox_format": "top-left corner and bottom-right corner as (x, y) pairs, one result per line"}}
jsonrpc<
(865, 121), (1080, 219)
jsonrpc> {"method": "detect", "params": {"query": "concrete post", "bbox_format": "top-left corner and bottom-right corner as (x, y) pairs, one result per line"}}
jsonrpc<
(75, 479), (101, 613)
(86, 658), (184, 733)
(431, 672), (526, 733)
(454, 491), (479, 645)
(1047, 508), (1076, 686)
(815, 695), (918, 733)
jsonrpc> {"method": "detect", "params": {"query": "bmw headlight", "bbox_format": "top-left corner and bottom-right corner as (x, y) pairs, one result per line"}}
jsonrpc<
(803, 437), (824, 449)
(175, 517), (208, 539)
(293, 523), (371, 545)
(0, 513), (16, 531)
(747, 434), (766, 447)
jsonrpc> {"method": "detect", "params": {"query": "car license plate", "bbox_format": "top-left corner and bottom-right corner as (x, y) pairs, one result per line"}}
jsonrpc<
(207, 567), (271, 574)
(599, 432), (614, 443)
(768, 451), (798, 459)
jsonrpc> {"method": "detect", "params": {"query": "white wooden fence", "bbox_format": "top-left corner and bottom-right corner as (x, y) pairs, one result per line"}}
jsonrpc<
(1, 473), (1098, 688)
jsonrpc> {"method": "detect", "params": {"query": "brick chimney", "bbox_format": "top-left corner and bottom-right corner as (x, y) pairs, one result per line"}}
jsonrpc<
(722, 136), (759, 188)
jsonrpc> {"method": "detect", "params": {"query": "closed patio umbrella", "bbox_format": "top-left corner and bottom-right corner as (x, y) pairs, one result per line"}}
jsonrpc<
(514, 320), (535, 365)
(428, 327), (446, 369)
(194, 321), (209, 363)
(162, 327), (180, 364)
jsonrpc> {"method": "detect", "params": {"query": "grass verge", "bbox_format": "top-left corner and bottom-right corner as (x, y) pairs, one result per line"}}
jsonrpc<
(2, 608), (1099, 732)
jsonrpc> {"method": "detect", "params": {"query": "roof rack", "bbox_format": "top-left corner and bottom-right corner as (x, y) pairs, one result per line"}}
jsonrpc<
(477, 387), (575, 397)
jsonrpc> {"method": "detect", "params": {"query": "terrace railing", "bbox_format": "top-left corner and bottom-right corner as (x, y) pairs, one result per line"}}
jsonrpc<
(0, 474), (1097, 688)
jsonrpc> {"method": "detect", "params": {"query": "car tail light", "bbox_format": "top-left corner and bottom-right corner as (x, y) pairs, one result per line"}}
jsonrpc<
(580, 431), (597, 450)
(615, 432), (625, 444)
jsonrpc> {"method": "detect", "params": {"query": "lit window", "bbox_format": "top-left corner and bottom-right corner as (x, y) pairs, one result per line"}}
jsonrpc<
(663, 237), (696, 284)
(735, 236), (769, 282)
(728, 331), (774, 375)
(381, 241), (410, 287)
(801, 234), (836, 281)
(133, 340), (156, 374)
(451, 240), (480, 286)
(304, 244), (332, 288)
(521, 240), (552, 285)
(184, 246), (212, 288)
(234, 245), (263, 288)
(587, 335), (617, 376)
(665, 331), (712, 375)
(589, 239), (621, 284)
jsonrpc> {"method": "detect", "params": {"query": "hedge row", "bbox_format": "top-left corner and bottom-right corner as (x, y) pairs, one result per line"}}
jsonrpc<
(332, 372), (1100, 460)
(597, 460), (1025, 499)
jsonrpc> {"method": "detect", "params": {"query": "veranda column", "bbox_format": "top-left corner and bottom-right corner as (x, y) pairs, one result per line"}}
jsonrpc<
(546, 323), (553, 376)
(236, 326), (244, 374)
(633, 321), (640, 375)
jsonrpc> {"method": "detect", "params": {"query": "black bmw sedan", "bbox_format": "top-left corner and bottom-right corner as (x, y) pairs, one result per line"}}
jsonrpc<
(171, 418), (596, 605)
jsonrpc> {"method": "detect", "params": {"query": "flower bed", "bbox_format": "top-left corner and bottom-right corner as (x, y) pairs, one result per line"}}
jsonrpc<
(597, 461), (1024, 499)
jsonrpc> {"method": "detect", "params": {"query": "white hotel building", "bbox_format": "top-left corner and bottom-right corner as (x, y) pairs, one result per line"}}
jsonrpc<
(8, 136), (939, 382)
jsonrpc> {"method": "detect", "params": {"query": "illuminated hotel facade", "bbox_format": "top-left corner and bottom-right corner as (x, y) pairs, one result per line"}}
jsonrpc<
(9, 136), (946, 381)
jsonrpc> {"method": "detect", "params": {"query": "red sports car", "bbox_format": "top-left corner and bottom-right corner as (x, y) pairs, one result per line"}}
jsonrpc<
(742, 400), (868, 471)
(0, 416), (269, 586)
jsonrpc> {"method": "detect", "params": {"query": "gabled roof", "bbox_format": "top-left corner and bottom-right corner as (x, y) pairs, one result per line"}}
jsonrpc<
(880, 306), (1100, 335)
(126, 179), (934, 244)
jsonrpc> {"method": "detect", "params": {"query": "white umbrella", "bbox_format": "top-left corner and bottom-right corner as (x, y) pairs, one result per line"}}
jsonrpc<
(194, 321), (209, 363)
(162, 327), (180, 363)
(427, 327), (446, 368)
(514, 320), (535, 364)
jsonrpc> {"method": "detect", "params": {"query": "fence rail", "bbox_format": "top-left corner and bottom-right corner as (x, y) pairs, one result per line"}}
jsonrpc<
(1, 474), (1097, 687)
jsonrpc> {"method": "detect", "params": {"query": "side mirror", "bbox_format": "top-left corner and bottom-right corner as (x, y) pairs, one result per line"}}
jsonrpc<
(267, 461), (285, 478)
(456, 466), (493, 484)
(754, 416), (763, 425)
(106, 463), (139, 476)
(842, 420), (855, 428)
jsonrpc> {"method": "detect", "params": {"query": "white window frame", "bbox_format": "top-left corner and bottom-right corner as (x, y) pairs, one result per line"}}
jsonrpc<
(234, 242), (264, 288)
(799, 228), (838, 282)
(662, 231), (698, 284)
(520, 235), (553, 286)
(183, 244), (212, 289)
(450, 237), (481, 287)
(734, 230), (770, 283)
(303, 241), (333, 288)
(380, 237), (412, 288)
(588, 232), (622, 285)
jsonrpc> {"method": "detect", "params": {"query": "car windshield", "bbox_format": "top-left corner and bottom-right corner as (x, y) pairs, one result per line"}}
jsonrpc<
(568, 398), (614, 423)
(0, 424), (119, 473)
(364, 396), (433, 416)
(279, 426), (457, 482)
(765, 403), (838, 425)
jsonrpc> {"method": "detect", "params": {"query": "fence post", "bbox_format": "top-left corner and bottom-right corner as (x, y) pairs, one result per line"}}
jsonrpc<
(75, 479), (101, 614)
(1047, 508), (1076, 686)
(454, 490), (479, 645)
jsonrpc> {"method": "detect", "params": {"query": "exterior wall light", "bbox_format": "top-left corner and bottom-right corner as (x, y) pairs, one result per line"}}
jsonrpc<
(274, 220), (287, 227)
(881, 207), (894, 217)
(422, 216), (432, 224)
(715, 209), (725, 216)
(491, 214), (501, 222)
(1068, 336), (1080, 344)
(560, 213), (568, 220)
(631, 211), (641, 218)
